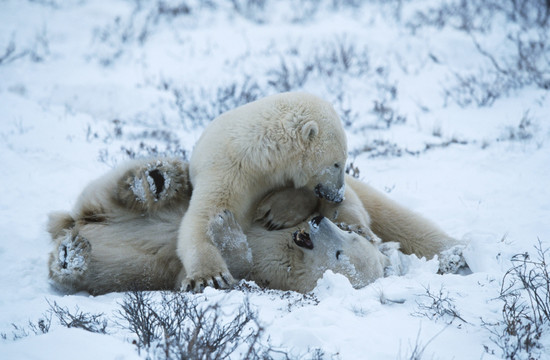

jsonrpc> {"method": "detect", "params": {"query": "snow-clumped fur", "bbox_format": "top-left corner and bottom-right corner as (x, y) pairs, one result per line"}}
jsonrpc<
(47, 158), (463, 294)
(178, 92), (348, 291)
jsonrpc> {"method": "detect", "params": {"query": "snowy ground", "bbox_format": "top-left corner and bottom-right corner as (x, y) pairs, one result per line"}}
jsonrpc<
(1, 0), (549, 359)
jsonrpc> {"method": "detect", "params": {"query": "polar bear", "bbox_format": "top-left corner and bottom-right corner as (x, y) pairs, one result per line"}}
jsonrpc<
(47, 158), (392, 294)
(178, 92), (349, 291)
(47, 158), (465, 295)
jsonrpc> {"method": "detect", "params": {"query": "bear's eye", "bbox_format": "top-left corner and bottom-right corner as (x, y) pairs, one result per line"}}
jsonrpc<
(336, 250), (342, 260)
(334, 163), (340, 168)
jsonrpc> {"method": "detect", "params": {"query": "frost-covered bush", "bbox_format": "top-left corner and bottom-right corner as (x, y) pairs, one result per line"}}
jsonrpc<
(483, 240), (550, 360)
(170, 78), (264, 129)
(1, 301), (107, 341)
(410, 0), (550, 107)
(500, 110), (538, 142)
(116, 290), (330, 360)
(413, 286), (466, 325)
(117, 291), (268, 359)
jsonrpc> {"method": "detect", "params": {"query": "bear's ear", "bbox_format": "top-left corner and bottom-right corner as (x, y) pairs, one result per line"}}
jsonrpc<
(301, 121), (319, 142)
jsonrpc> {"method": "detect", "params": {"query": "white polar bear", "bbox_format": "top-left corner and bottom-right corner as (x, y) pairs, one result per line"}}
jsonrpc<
(47, 159), (392, 294)
(47, 158), (465, 295)
(178, 92), (349, 291)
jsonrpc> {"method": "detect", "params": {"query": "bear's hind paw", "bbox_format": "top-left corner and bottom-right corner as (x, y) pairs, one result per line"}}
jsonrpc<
(438, 245), (468, 274)
(119, 159), (190, 211)
(51, 230), (91, 277)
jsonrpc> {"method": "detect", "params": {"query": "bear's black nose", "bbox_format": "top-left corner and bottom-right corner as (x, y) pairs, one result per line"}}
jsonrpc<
(310, 215), (324, 228)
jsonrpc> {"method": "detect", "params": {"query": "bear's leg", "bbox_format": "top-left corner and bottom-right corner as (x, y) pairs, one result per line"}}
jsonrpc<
(48, 228), (91, 293)
(208, 210), (252, 279)
(346, 176), (462, 259)
(177, 198), (236, 292)
(116, 159), (190, 212)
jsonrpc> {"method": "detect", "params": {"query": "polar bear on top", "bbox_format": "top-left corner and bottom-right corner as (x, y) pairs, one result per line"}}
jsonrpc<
(178, 92), (349, 291)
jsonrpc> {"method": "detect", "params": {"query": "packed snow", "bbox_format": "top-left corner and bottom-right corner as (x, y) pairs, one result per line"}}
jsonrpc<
(1, 0), (549, 359)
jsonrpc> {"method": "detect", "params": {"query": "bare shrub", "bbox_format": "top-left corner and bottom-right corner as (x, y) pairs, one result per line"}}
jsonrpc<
(345, 161), (360, 178)
(117, 291), (274, 360)
(411, 0), (550, 107)
(0, 28), (51, 66)
(443, 69), (512, 108)
(500, 110), (538, 142)
(2, 300), (108, 340)
(231, 0), (267, 23)
(171, 78), (263, 129)
(1, 316), (51, 341)
(351, 139), (404, 159)
(313, 37), (370, 77)
(413, 286), (467, 325)
(267, 57), (313, 92)
(0, 37), (23, 65)
(371, 99), (406, 128)
(483, 239), (550, 359)
(48, 300), (109, 334)
(398, 326), (446, 360)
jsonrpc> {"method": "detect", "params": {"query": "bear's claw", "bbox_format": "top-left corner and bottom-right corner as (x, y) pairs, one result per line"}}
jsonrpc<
(182, 272), (235, 292)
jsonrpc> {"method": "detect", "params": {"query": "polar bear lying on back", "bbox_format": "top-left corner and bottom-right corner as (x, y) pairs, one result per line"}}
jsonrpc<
(47, 159), (391, 294)
(178, 92), (350, 291)
(47, 159), (465, 295)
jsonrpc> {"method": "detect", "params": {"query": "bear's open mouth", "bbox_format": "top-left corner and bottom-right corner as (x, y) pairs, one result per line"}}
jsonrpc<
(292, 229), (313, 249)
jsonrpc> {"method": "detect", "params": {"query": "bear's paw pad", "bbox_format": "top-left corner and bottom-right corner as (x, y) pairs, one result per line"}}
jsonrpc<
(130, 161), (174, 203)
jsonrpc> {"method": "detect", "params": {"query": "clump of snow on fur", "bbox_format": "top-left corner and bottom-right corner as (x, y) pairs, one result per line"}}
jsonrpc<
(145, 172), (158, 197)
(131, 176), (147, 203)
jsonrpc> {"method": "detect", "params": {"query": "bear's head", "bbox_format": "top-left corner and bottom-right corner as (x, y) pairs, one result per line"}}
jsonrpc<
(292, 215), (390, 290)
(290, 94), (348, 203)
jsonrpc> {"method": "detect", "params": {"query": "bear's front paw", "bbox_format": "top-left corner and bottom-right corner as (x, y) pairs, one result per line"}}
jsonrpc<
(181, 271), (236, 292)
(438, 245), (468, 274)
(255, 188), (317, 230)
(335, 223), (381, 244)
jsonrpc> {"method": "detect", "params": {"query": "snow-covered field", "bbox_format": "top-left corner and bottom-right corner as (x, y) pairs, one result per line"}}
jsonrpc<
(1, 0), (549, 359)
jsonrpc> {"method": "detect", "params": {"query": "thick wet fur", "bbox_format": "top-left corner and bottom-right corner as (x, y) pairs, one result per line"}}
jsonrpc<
(47, 157), (465, 295)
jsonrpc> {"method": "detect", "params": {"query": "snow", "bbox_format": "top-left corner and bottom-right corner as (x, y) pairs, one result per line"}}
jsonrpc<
(1, 0), (549, 359)
(2, 328), (141, 360)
